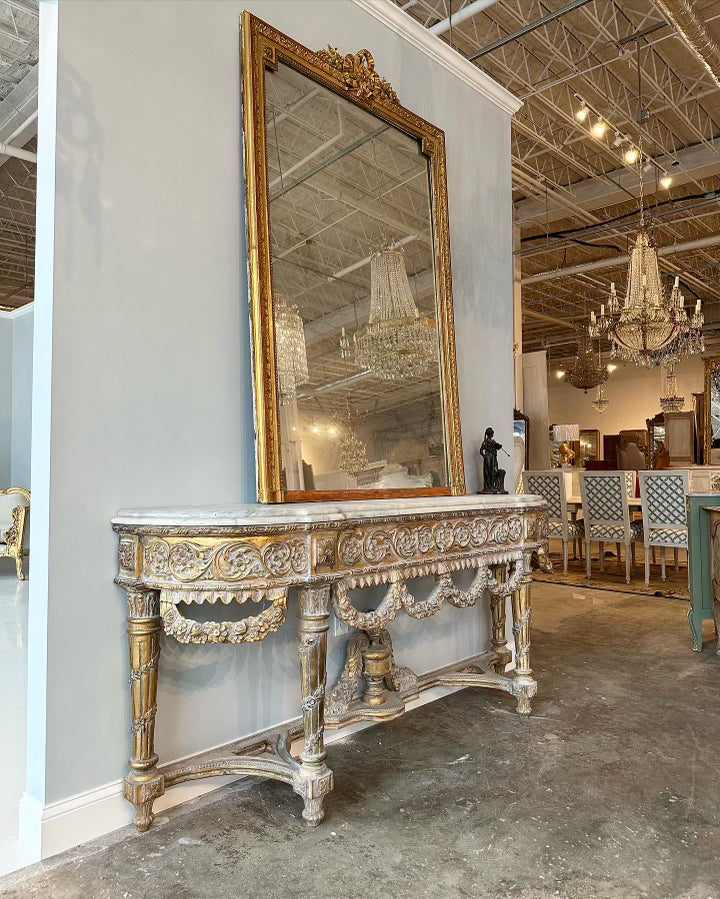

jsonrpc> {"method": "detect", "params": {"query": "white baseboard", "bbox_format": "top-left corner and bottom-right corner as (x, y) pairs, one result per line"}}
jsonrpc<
(17, 681), (476, 864)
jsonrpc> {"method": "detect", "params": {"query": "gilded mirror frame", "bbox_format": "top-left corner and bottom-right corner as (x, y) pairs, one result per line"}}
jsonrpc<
(703, 356), (720, 464)
(241, 12), (465, 503)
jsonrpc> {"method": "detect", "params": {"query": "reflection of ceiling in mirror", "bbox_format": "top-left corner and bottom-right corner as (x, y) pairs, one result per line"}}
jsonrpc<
(265, 62), (441, 432)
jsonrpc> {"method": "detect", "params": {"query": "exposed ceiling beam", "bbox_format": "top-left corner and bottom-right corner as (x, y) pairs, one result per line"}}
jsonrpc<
(515, 141), (720, 227)
(428, 0), (499, 35)
(522, 308), (576, 329)
(522, 232), (720, 284)
(468, 0), (594, 60)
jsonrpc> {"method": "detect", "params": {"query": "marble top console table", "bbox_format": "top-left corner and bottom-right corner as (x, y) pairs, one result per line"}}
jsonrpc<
(113, 495), (548, 831)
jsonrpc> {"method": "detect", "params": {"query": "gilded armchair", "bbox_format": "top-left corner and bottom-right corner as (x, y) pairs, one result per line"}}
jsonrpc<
(0, 488), (30, 580)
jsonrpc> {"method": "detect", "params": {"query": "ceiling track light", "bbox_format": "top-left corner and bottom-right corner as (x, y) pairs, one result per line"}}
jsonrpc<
(591, 117), (608, 138)
(572, 95), (666, 176)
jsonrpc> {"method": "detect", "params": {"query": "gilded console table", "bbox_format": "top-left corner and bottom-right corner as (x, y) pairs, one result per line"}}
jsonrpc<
(113, 495), (548, 831)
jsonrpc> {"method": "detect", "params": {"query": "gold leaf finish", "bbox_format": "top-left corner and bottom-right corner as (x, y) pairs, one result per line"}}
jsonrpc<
(241, 12), (464, 502)
(315, 47), (399, 105)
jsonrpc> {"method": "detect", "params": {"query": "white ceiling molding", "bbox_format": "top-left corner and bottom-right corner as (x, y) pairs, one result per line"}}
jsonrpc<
(351, 0), (522, 116)
(0, 301), (34, 319)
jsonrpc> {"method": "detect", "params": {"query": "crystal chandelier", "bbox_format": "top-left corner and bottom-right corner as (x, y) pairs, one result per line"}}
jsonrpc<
(338, 422), (368, 477)
(274, 295), (309, 404)
(592, 385), (610, 413)
(354, 247), (436, 380)
(589, 126), (703, 367)
(565, 326), (608, 393)
(660, 364), (684, 413)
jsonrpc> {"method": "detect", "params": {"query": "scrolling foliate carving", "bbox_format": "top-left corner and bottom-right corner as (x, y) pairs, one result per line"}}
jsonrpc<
(4, 507), (21, 551)
(337, 516), (524, 569)
(316, 47), (399, 106)
(143, 538), (308, 583)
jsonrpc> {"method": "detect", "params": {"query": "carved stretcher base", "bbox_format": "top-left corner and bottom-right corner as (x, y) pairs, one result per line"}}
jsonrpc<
(325, 643), (535, 729)
(136, 724), (333, 827)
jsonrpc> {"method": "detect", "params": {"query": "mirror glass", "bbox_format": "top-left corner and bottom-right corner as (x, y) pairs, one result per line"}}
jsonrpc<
(579, 429), (599, 465)
(265, 61), (447, 493)
(711, 368), (720, 463)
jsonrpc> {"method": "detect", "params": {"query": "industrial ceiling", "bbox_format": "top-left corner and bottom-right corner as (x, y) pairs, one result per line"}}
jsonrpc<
(396, 0), (720, 365)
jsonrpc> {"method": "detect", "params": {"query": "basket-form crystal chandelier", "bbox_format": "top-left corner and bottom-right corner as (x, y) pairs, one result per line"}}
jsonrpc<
(588, 98), (703, 368)
(354, 247), (436, 380)
(589, 248), (704, 368)
(660, 364), (684, 412)
(338, 423), (369, 477)
(592, 385), (610, 413)
(274, 295), (309, 404)
(565, 327), (608, 393)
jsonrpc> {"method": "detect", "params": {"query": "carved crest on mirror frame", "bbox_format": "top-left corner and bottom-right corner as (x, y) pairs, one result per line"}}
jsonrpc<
(315, 47), (399, 106)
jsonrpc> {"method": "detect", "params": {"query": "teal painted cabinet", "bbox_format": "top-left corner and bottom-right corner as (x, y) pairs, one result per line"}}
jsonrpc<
(687, 493), (720, 652)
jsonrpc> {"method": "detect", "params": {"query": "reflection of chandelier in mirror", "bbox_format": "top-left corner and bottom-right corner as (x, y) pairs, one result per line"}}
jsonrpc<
(274, 295), (308, 404)
(592, 385), (610, 413)
(338, 422), (368, 477)
(565, 327), (607, 393)
(354, 247), (436, 380)
(712, 365), (720, 396)
(660, 364), (684, 412)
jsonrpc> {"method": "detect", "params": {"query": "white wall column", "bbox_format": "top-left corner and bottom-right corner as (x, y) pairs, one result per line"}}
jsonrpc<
(522, 350), (550, 470)
(513, 225), (523, 411)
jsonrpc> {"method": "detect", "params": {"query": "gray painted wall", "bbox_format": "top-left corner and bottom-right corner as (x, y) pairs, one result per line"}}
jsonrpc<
(11, 307), (33, 490)
(0, 316), (11, 488)
(31, 0), (515, 805)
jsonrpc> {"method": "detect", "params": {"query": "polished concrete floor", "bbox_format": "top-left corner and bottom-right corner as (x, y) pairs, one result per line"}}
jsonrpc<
(2, 582), (720, 898)
(0, 571), (30, 878)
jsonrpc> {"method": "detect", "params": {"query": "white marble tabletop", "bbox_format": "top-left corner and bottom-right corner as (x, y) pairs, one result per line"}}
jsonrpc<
(113, 493), (546, 528)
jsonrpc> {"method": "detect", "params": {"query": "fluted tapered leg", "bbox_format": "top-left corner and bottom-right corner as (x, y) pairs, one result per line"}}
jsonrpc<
(490, 564), (512, 672)
(123, 589), (164, 832)
(293, 586), (334, 825)
(511, 560), (536, 715)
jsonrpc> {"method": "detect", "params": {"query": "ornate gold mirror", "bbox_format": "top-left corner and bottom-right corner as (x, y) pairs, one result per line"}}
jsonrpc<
(241, 13), (464, 502)
(704, 357), (720, 464)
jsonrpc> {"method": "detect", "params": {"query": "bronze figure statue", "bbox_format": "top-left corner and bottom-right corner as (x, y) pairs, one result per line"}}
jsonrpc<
(480, 427), (508, 494)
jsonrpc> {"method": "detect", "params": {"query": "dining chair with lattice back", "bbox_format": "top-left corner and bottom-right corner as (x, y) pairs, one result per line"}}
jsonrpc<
(524, 470), (583, 576)
(638, 470), (689, 586)
(579, 471), (642, 584)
